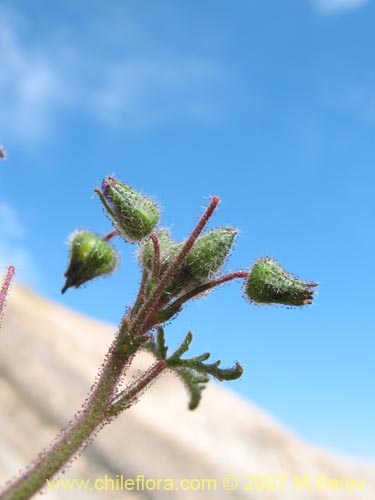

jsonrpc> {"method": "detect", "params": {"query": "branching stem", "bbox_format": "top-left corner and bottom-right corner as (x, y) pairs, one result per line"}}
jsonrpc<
(0, 318), (148, 500)
(130, 197), (220, 335)
(0, 194), (249, 500)
(109, 360), (166, 415)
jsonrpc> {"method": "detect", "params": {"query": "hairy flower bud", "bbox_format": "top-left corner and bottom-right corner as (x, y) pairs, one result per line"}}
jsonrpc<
(138, 229), (173, 270)
(185, 228), (237, 280)
(138, 227), (237, 296)
(166, 228), (237, 296)
(245, 257), (317, 306)
(62, 230), (119, 294)
(98, 177), (160, 242)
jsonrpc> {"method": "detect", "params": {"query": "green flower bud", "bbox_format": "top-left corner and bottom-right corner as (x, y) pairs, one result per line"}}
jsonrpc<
(62, 230), (119, 294)
(245, 257), (317, 306)
(166, 228), (237, 297)
(138, 229), (173, 270)
(98, 177), (160, 242)
(138, 227), (237, 297)
(184, 228), (237, 280)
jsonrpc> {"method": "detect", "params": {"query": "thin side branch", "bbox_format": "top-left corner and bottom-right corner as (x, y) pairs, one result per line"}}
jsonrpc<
(150, 233), (161, 277)
(0, 266), (15, 318)
(165, 271), (249, 313)
(102, 230), (120, 242)
(109, 360), (166, 415)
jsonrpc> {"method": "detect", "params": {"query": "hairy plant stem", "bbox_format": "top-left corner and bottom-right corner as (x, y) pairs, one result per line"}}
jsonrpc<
(0, 266), (15, 318)
(109, 360), (166, 415)
(165, 272), (249, 312)
(0, 198), (221, 500)
(0, 324), (147, 500)
(102, 229), (120, 242)
(149, 233), (161, 277)
(1, 270), (171, 500)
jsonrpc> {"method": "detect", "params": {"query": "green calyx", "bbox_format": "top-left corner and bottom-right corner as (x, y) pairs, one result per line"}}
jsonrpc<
(98, 177), (160, 243)
(139, 227), (237, 297)
(62, 230), (119, 294)
(245, 257), (317, 306)
(168, 227), (237, 296)
(184, 228), (237, 280)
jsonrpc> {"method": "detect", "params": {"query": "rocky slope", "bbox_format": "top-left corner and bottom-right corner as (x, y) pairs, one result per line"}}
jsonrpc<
(0, 285), (374, 499)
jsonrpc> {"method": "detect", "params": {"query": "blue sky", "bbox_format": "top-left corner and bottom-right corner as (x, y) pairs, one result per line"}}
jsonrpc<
(1, 0), (374, 460)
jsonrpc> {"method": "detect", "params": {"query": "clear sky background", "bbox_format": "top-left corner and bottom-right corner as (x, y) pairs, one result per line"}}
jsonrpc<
(1, 0), (374, 461)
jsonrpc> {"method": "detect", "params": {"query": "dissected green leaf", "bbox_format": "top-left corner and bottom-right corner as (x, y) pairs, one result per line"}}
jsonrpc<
(145, 326), (168, 360)
(145, 328), (243, 410)
(174, 367), (209, 410)
(168, 331), (193, 361)
(170, 358), (243, 381)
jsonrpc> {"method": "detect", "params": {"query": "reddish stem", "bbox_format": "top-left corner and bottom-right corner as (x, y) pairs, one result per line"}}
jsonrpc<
(150, 233), (161, 277)
(163, 196), (221, 279)
(164, 271), (249, 313)
(206, 271), (248, 287)
(102, 230), (119, 242)
(0, 266), (15, 317)
(109, 360), (166, 414)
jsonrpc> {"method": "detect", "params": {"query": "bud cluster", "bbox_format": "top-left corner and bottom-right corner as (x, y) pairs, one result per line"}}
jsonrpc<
(62, 176), (317, 315)
(0, 172), (320, 500)
(138, 227), (237, 297)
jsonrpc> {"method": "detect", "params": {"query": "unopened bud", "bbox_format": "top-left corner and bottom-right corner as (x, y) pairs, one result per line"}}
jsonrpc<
(245, 257), (317, 306)
(62, 230), (119, 293)
(98, 177), (160, 242)
(138, 229), (173, 270)
(166, 228), (237, 297)
(184, 228), (237, 280)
